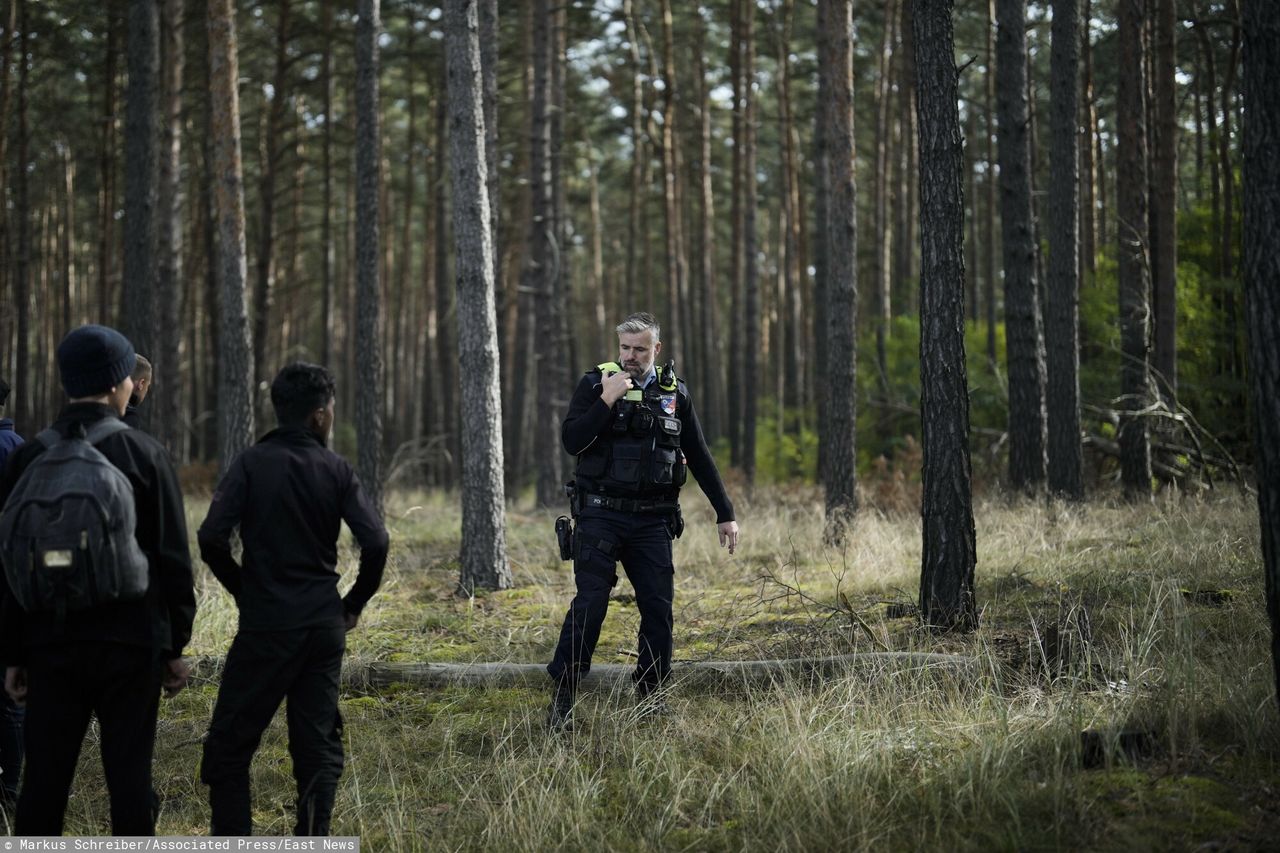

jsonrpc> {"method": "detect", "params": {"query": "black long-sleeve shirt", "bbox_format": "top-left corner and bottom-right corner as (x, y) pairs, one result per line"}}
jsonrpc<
(0, 403), (196, 664)
(562, 371), (735, 523)
(197, 427), (389, 632)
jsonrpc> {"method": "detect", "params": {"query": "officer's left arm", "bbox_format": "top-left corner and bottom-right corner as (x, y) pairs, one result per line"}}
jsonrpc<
(677, 386), (736, 526)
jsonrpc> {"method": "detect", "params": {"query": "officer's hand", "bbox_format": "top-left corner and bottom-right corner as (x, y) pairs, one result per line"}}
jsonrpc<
(5, 666), (27, 707)
(345, 611), (359, 632)
(162, 658), (191, 698)
(717, 521), (740, 555)
(600, 371), (634, 407)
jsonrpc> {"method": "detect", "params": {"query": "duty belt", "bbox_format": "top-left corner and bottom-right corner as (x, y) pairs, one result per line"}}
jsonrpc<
(583, 493), (679, 514)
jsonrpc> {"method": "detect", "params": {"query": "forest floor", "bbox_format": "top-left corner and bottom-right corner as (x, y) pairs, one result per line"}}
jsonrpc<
(6, 484), (1278, 850)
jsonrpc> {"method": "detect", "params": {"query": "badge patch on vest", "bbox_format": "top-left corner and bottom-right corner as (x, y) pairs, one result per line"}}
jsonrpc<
(659, 394), (677, 415)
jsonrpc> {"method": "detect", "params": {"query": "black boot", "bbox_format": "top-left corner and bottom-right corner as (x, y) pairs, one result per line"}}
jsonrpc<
(546, 681), (575, 733)
(634, 681), (671, 720)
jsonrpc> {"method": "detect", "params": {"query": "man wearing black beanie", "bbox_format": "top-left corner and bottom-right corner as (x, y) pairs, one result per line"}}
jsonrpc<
(0, 324), (196, 835)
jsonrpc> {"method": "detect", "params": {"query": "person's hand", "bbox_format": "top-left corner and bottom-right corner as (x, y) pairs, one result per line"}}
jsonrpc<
(162, 658), (191, 698)
(345, 611), (359, 633)
(600, 371), (634, 407)
(717, 521), (740, 555)
(5, 667), (27, 707)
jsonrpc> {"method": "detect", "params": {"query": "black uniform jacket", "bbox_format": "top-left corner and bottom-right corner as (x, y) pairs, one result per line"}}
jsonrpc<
(0, 403), (196, 664)
(562, 371), (735, 523)
(197, 427), (389, 632)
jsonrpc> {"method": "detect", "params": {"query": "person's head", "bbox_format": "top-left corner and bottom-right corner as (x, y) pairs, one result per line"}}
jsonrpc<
(130, 355), (153, 404)
(0, 377), (10, 415)
(270, 362), (337, 442)
(56, 325), (136, 417)
(615, 313), (662, 383)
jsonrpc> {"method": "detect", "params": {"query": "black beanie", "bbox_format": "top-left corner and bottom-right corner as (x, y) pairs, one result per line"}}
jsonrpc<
(56, 325), (137, 399)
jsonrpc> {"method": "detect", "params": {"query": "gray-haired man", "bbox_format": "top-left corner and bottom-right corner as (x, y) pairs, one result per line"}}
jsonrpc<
(547, 312), (740, 730)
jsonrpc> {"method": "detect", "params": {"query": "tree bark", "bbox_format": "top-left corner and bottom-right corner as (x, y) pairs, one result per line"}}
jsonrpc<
(207, 0), (254, 474)
(1117, 0), (1153, 499)
(320, 0), (335, 369)
(1150, 0), (1178, 403)
(820, 0), (857, 543)
(479, 0), (500, 312)
(1080, 0), (1098, 277)
(446, 0), (511, 592)
(915, 0), (977, 632)
(729, 0), (745, 467)
(355, 0), (384, 516)
(252, 0), (290, 419)
(1047, 0), (1085, 501)
(527, 0), (560, 506)
(658, 0), (687, 363)
(98, 3), (120, 326)
(13, 0), (29, 435)
(693, 7), (724, 443)
(997, 0), (1048, 492)
(984, 0), (998, 366)
(742, 0), (760, 486)
(873, 0), (897, 385)
(156, 0), (184, 455)
(123, 0), (159, 402)
(1240, 0), (1280, 716)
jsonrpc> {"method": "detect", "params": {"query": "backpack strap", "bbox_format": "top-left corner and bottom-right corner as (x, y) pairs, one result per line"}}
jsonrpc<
(84, 418), (130, 446)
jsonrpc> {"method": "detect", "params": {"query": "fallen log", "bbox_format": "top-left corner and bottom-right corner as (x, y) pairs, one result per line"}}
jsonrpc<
(189, 651), (983, 691)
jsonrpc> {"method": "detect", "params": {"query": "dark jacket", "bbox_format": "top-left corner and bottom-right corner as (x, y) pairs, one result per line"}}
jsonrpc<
(121, 404), (141, 429)
(562, 369), (735, 523)
(0, 403), (196, 665)
(197, 427), (389, 632)
(0, 417), (22, 472)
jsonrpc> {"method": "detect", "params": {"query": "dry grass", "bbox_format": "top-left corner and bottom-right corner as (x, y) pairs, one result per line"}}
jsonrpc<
(14, 486), (1278, 850)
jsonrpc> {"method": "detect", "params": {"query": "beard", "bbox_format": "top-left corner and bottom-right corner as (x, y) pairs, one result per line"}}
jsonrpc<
(623, 363), (647, 382)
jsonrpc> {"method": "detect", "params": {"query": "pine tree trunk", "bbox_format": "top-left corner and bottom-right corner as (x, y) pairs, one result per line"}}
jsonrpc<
(820, 0), (857, 543)
(812, 0), (830, 474)
(694, 7), (724, 444)
(1080, 0), (1098, 277)
(207, 0), (254, 474)
(527, 0), (560, 506)
(479, 0), (500, 312)
(98, 3), (120, 326)
(355, 0), (384, 516)
(252, 0), (290, 419)
(984, 0), (998, 365)
(1150, 0), (1177, 403)
(874, 0), (897, 386)
(14, 0), (29, 435)
(446, 0), (510, 592)
(1047, 0), (1084, 500)
(1240, 0), (1280, 715)
(729, 0), (745, 467)
(123, 0), (159, 395)
(1117, 0), (1152, 499)
(320, 0), (335, 368)
(435, 84), (459, 488)
(156, 0), (184, 455)
(742, 0), (759, 486)
(997, 0), (1048, 492)
(915, 0), (977, 633)
(623, 0), (644, 316)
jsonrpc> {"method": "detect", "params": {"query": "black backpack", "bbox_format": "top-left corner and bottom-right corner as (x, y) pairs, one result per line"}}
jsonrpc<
(0, 418), (150, 614)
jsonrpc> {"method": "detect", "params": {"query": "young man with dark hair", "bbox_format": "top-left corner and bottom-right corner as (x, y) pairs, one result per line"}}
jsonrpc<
(198, 362), (389, 836)
(0, 325), (195, 834)
(122, 355), (153, 429)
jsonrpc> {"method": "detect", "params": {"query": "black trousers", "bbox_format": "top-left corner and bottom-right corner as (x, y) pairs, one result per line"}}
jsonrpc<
(201, 624), (345, 836)
(15, 642), (162, 835)
(547, 508), (675, 689)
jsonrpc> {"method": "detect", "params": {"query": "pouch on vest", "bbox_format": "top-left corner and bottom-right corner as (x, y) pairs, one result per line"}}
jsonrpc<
(0, 419), (150, 614)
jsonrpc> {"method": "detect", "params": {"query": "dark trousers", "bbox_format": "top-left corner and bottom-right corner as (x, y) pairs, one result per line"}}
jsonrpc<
(15, 642), (162, 835)
(547, 508), (675, 689)
(0, 688), (24, 802)
(201, 625), (345, 836)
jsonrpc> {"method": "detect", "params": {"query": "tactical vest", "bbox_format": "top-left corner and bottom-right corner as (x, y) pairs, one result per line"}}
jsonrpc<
(574, 362), (688, 499)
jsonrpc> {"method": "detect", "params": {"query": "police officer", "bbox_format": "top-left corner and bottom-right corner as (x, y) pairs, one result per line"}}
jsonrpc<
(547, 312), (739, 730)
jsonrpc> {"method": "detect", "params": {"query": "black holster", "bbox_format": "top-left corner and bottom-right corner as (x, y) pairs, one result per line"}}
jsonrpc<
(555, 516), (575, 561)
